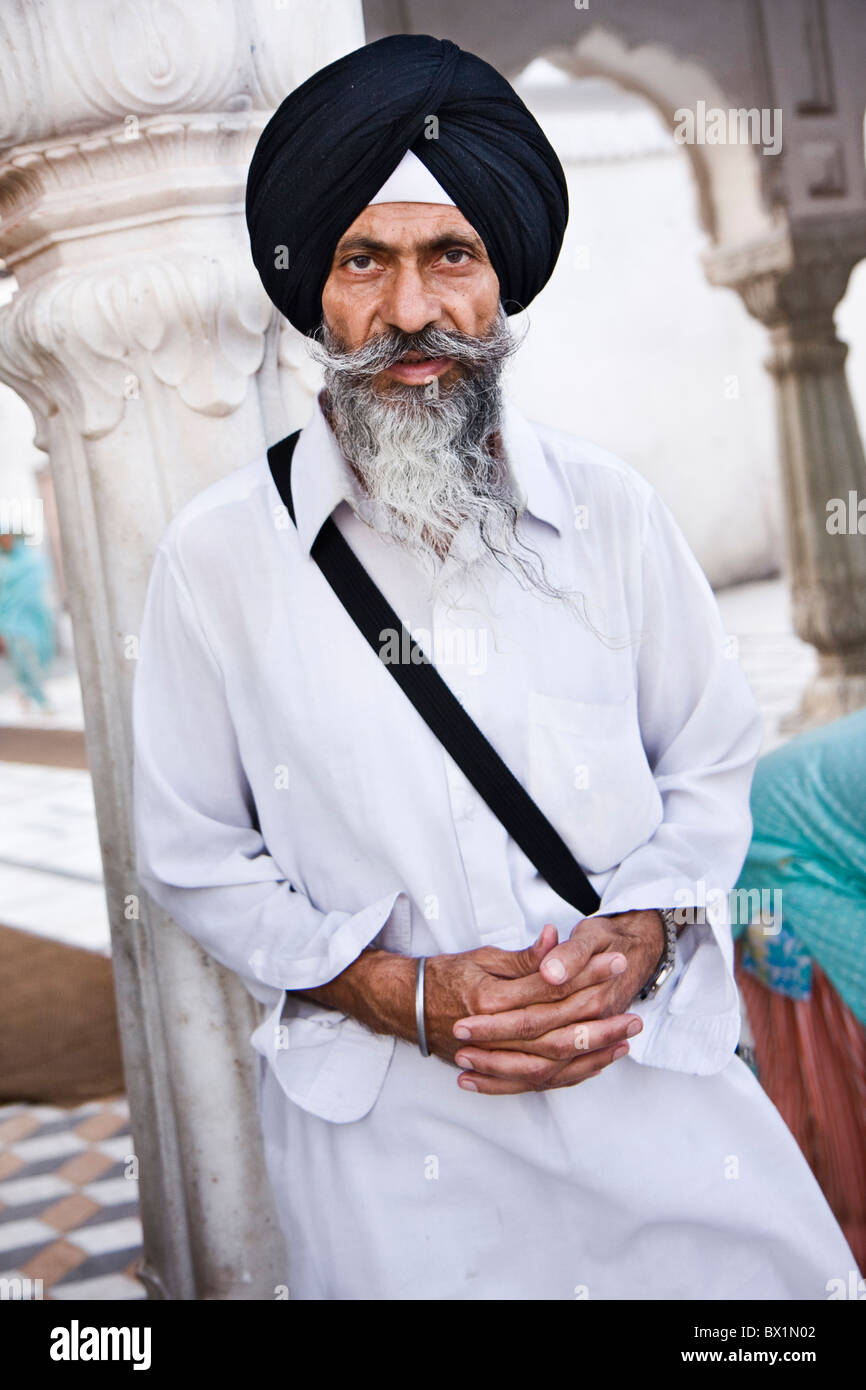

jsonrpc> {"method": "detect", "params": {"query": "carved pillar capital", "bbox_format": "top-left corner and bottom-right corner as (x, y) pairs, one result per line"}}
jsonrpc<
(704, 213), (866, 327)
(0, 0), (359, 148)
(0, 246), (272, 445)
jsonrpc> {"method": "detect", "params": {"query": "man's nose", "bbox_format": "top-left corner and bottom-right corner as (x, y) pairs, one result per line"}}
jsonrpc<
(378, 263), (443, 336)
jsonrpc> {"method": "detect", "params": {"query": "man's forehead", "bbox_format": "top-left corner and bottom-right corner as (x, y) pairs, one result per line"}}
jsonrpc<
(335, 202), (487, 254)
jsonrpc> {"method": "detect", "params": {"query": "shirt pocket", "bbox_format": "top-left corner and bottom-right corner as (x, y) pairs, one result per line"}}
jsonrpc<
(527, 690), (663, 875)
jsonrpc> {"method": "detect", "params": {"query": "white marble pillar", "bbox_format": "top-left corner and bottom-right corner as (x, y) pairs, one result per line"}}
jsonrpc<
(0, 0), (364, 1299)
(706, 214), (866, 728)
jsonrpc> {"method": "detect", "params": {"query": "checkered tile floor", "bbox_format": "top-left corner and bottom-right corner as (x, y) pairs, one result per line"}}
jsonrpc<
(0, 1095), (145, 1299)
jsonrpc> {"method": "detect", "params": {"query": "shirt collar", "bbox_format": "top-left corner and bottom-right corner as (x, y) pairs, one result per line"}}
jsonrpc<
(288, 390), (564, 556)
(498, 396), (564, 537)
(288, 393), (365, 555)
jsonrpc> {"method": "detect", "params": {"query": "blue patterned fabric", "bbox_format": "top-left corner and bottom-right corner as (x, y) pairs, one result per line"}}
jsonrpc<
(739, 917), (813, 1000)
(732, 708), (866, 1024)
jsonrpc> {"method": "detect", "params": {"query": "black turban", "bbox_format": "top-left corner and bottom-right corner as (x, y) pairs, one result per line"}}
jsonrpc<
(245, 34), (568, 337)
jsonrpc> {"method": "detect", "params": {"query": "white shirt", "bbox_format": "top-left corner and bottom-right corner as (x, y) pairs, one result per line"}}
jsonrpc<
(132, 396), (857, 1297)
(133, 392), (760, 1120)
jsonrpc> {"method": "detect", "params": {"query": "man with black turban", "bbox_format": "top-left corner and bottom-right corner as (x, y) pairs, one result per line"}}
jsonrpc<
(133, 34), (859, 1299)
(245, 33), (568, 338)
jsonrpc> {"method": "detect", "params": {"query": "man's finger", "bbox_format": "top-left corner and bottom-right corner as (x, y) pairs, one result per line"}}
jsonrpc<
(491, 922), (559, 978)
(497, 1012), (642, 1060)
(538, 916), (614, 986)
(456, 1039), (631, 1095)
(453, 953), (630, 1043)
(454, 1015), (639, 1077)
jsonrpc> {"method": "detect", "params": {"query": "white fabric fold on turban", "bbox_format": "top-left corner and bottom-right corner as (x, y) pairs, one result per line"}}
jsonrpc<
(367, 150), (456, 206)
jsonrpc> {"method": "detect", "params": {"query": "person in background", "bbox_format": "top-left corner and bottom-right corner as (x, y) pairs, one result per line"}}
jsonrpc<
(733, 706), (866, 1273)
(0, 529), (56, 715)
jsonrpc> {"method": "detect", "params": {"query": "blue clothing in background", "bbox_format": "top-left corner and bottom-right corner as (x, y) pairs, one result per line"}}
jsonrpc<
(733, 708), (866, 1025)
(0, 536), (56, 706)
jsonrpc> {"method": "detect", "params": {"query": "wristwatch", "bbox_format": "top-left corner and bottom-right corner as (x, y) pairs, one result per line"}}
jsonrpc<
(638, 908), (678, 1000)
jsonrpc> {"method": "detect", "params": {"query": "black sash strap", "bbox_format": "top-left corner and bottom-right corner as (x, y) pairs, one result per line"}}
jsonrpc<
(267, 429), (601, 918)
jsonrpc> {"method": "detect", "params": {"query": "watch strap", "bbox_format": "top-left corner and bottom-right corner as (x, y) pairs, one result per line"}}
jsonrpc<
(638, 908), (678, 1000)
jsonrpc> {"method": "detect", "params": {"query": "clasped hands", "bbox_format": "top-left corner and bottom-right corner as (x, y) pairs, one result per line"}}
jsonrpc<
(425, 909), (665, 1095)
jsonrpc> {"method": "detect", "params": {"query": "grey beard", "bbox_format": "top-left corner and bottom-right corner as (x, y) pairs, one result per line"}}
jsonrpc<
(307, 307), (585, 613)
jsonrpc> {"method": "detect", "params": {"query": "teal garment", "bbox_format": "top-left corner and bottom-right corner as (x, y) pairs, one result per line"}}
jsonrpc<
(733, 707), (866, 1026)
(0, 537), (56, 702)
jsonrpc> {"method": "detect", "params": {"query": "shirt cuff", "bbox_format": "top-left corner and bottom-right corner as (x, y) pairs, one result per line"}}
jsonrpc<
(597, 882), (741, 1075)
(249, 888), (413, 1124)
(247, 886), (411, 992)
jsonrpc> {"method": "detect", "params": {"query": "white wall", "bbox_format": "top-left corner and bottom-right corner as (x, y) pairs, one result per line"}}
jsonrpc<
(506, 64), (786, 590)
(836, 254), (866, 459)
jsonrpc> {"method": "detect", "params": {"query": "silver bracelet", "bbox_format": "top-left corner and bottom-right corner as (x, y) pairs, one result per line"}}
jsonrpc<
(415, 956), (430, 1057)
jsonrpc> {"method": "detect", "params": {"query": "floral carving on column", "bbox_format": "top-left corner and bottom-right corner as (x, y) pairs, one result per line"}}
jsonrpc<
(0, 248), (272, 442)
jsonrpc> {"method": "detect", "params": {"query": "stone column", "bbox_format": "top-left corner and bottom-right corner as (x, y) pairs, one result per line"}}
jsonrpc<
(0, 0), (363, 1299)
(705, 213), (866, 728)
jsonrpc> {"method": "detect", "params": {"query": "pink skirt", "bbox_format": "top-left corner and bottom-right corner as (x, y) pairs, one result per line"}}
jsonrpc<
(736, 947), (866, 1273)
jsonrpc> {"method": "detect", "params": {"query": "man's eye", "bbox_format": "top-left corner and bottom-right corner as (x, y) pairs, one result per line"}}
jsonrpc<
(347, 255), (376, 270)
(442, 248), (470, 264)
